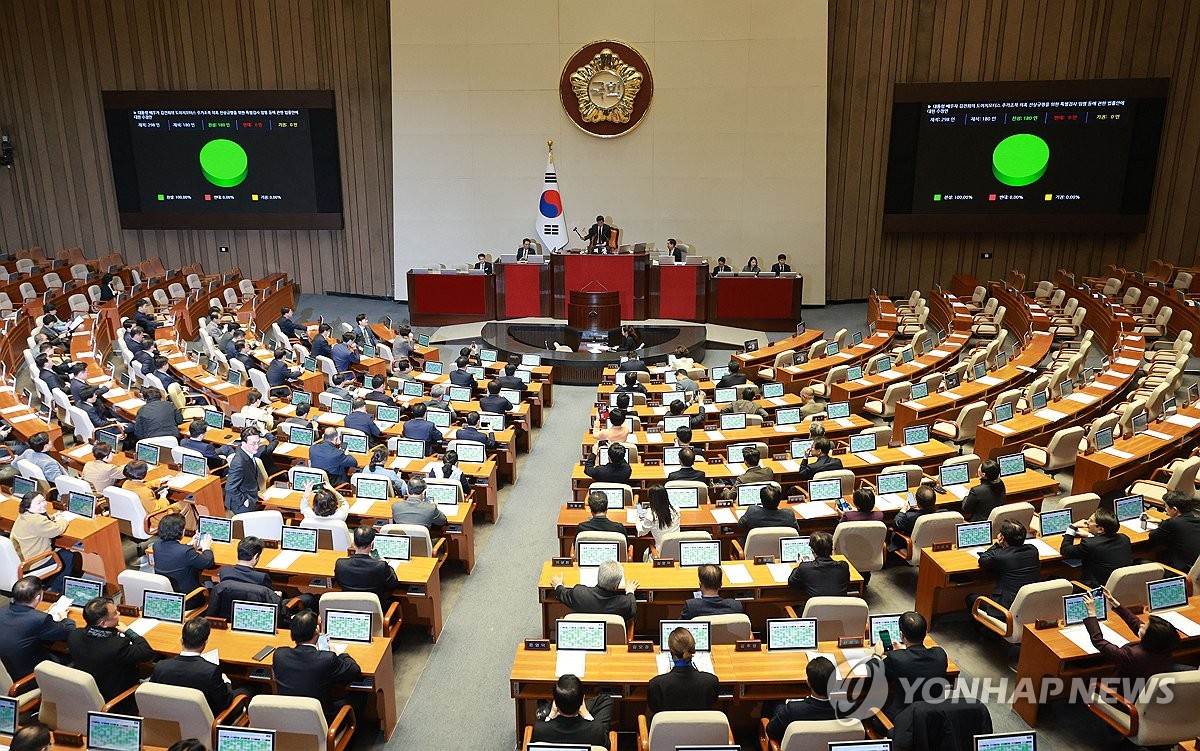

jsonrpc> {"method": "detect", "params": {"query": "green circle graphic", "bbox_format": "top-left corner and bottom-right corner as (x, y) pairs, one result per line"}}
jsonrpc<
(992, 134), (1049, 187)
(199, 139), (248, 188)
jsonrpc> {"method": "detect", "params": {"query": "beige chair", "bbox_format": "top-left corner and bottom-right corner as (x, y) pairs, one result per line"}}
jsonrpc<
(1101, 563), (1169, 608)
(318, 591), (400, 639)
(972, 579), (1073, 644)
(872, 463), (923, 489)
(971, 305), (1006, 337)
(693, 613), (752, 644)
(861, 425), (892, 447)
(811, 365), (848, 399)
(664, 480), (709, 505)
(575, 531), (632, 562)
(734, 526), (802, 560)
(865, 353), (892, 375)
(0, 536), (62, 592)
(802, 597), (869, 641)
(932, 401), (988, 452)
(563, 612), (630, 645)
(637, 710), (733, 751)
(247, 695), (356, 751)
(378, 523), (443, 559)
(833, 521), (887, 576)
(1041, 491), (1100, 518)
(300, 518), (352, 551)
(811, 469), (855, 498)
(894, 511), (964, 566)
(987, 502), (1035, 536)
(765, 718), (866, 751)
(34, 661), (124, 734)
(1136, 306), (1173, 339)
(655, 531), (713, 560)
(135, 683), (246, 747)
(863, 381), (911, 421)
(103, 486), (172, 542)
(1021, 426), (1085, 477)
(118, 569), (207, 617)
(1128, 455), (1200, 504)
(0, 660), (40, 715)
(759, 350), (794, 381)
(1088, 669), (1200, 747)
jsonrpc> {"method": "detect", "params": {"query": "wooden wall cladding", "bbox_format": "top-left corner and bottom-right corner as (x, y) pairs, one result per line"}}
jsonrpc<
(827, 0), (1200, 301)
(0, 0), (392, 296)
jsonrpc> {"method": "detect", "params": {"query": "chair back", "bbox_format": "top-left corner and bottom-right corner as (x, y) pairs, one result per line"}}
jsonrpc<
(779, 719), (866, 751)
(1167, 455), (1200, 496)
(954, 401), (988, 441)
(743, 527), (802, 560)
(232, 510), (285, 541)
(103, 486), (153, 541)
(1045, 492), (1100, 519)
(879, 463), (922, 488)
(646, 710), (730, 751)
(801, 596), (869, 642)
(379, 523), (435, 557)
(563, 612), (627, 645)
(247, 695), (330, 751)
(319, 592), (386, 637)
(34, 661), (105, 734)
(119, 569), (174, 611)
(576, 531), (629, 561)
(1125, 670), (1200, 747)
(1041, 426), (1086, 470)
(0, 537), (28, 592)
(987, 502), (1035, 536)
(1002, 579), (1074, 644)
(1105, 563), (1166, 608)
(861, 425), (892, 447)
(942, 453), (981, 476)
(135, 683), (215, 746)
(832, 521), (887, 574)
(878, 381), (911, 417)
(658, 531), (712, 560)
(813, 468), (855, 497)
(300, 517), (352, 550)
(908, 511), (965, 566)
(693, 613), (751, 644)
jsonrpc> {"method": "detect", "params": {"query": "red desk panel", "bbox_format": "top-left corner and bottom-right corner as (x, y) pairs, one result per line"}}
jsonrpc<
(496, 262), (550, 318)
(552, 253), (648, 320)
(406, 271), (496, 326)
(707, 275), (803, 330)
(651, 264), (707, 321)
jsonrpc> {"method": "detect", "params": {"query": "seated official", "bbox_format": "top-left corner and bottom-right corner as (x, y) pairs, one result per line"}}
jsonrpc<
(390, 323), (416, 362)
(150, 355), (182, 395)
(68, 362), (92, 403)
(592, 407), (631, 444)
(133, 298), (162, 333)
(577, 490), (627, 535)
(181, 418), (233, 469)
(617, 352), (648, 373)
(364, 374), (396, 406)
(1147, 491), (1200, 573)
(550, 559), (637, 621)
(738, 485), (798, 537)
(448, 357), (477, 393)
(668, 401), (705, 431)
(668, 346), (695, 372)
(479, 380), (514, 415)
(357, 446), (409, 497)
(402, 403), (445, 455)
(390, 477), (448, 530)
(220, 537), (274, 587)
(796, 437), (841, 482)
(12, 491), (78, 592)
(0, 576), (76, 679)
(681, 564), (743, 619)
(674, 368), (700, 394)
(237, 389), (275, 430)
(230, 341), (264, 374)
(771, 253), (791, 274)
(735, 445), (774, 485)
(871, 611), (950, 718)
(743, 256), (762, 273)
(722, 385), (768, 420)
(426, 449), (472, 497)
(787, 531), (849, 598)
(765, 656), (838, 742)
(334, 526), (400, 604)
(1082, 589), (1180, 686)
(962, 458), (1006, 522)
(325, 372), (353, 400)
(798, 386), (823, 417)
(310, 428), (359, 485)
(711, 256), (732, 276)
(301, 486), (350, 521)
(272, 610), (364, 720)
(266, 348), (302, 389)
(68, 596), (155, 709)
(122, 460), (173, 515)
(716, 360), (748, 388)
(496, 363), (527, 393)
(454, 411), (496, 453)
(840, 487), (884, 523)
(331, 333), (361, 378)
(889, 485), (938, 552)
(425, 384), (458, 419)
(584, 441), (633, 484)
(616, 325), (642, 352)
(968, 520), (1040, 618)
(153, 513), (215, 593)
(615, 370), (648, 395)
(343, 398), (383, 443)
(150, 617), (238, 713)
(636, 485), (681, 553)
(79, 385), (129, 437)
(134, 387), (183, 441)
(648, 627), (719, 713)
(225, 429), (266, 515)
(531, 673), (614, 747)
(667, 446), (706, 483)
(34, 354), (65, 393)
(19, 431), (66, 483)
(83, 440), (125, 492)
(311, 323), (335, 360)
(473, 253), (492, 274)
(1060, 508), (1132, 587)
(516, 237), (537, 261)
(281, 402), (317, 435)
(352, 313), (377, 348)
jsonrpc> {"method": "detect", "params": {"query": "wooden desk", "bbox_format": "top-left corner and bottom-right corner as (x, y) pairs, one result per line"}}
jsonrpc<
(707, 274), (804, 331)
(579, 415), (876, 459)
(830, 330), (972, 413)
(1072, 405), (1200, 496)
(536, 560), (863, 639)
(0, 496), (125, 583)
(733, 329), (824, 371)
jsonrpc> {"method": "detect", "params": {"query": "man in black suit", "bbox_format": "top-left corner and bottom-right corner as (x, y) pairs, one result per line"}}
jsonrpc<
(1060, 508), (1133, 587)
(310, 324), (335, 360)
(479, 380), (514, 414)
(352, 314), (377, 349)
(150, 356), (182, 395)
(333, 526), (399, 605)
(584, 442), (633, 484)
(871, 611), (950, 718)
(343, 398), (383, 444)
(550, 559), (637, 621)
(962, 458), (1007, 522)
(68, 362), (93, 403)
(771, 253), (792, 274)
(577, 490), (627, 535)
(67, 597), (155, 709)
(796, 437), (843, 482)
(681, 564), (743, 619)
(667, 238), (686, 264)
(615, 371), (648, 394)
(788, 531), (850, 597)
(765, 656), (838, 742)
(1148, 491), (1200, 572)
(152, 513), (215, 594)
(266, 348), (301, 391)
(531, 674), (614, 747)
(276, 306), (310, 344)
(473, 253), (493, 273)
(711, 256), (732, 276)
(648, 627), (719, 712)
(181, 419), (232, 469)
(516, 238), (537, 262)
(133, 298), (161, 333)
(126, 327), (158, 373)
(454, 411), (496, 452)
(310, 428), (360, 484)
(667, 447), (706, 483)
(225, 429), (265, 515)
(585, 215), (612, 252)
(970, 520), (1041, 617)
(364, 375), (396, 406)
(0, 576), (75, 679)
(617, 352), (648, 373)
(35, 354), (65, 393)
(272, 610), (364, 719)
(79, 386), (126, 435)
(219, 537), (273, 588)
(448, 357), (478, 393)
(401, 403), (446, 456)
(133, 387), (183, 440)
(738, 485), (799, 539)
(716, 360), (748, 388)
(889, 485), (938, 553)
(150, 617), (237, 713)
(496, 363), (527, 393)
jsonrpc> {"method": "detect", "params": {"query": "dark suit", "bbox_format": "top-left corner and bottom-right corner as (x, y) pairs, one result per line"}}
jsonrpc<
(39, 368), (65, 393)
(277, 316), (305, 340)
(1085, 604), (1180, 683)
(617, 359), (648, 373)
(311, 335), (334, 360)
(224, 447), (261, 514)
(219, 564), (272, 589)
(134, 400), (182, 440)
(711, 264), (732, 276)
(0, 603), (76, 678)
(331, 343), (359, 373)
(771, 263), (792, 274)
(181, 437), (227, 468)
(671, 246), (686, 263)
(479, 395), (513, 414)
(1148, 512), (1200, 572)
(67, 625), (155, 702)
(615, 382), (648, 395)
(716, 373), (748, 389)
(681, 595), (743, 620)
(962, 481), (1007, 522)
(153, 539), (215, 593)
(365, 390), (396, 407)
(890, 508), (935, 552)
(455, 425), (495, 452)
(309, 441), (358, 485)
(976, 543), (1041, 609)
(150, 654), (235, 713)
(877, 644), (950, 718)
(496, 375), (526, 393)
(584, 458), (632, 483)
(648, 663), (719, 713)
(69, 377), (89, 403)
(515, 246), (535, 262)
(737, 505), (799, 535)
(402, 418), (444, 455)
(797, 454), (843, 483)
(667, 466), (706, 483)
(1060, 532), (1132, 587)
(531, 693), (613, 747)
(448, 369), (477, 392)
(154, 368), (181, 394)
(352, 325), (376, 348)
(586, 223), (612, 248)
(272, 644), (362, 715)
(473, 261), (493, 274)
(788, 556), (850, 598)
(553, 583), (636, 620)
(577, 516), (627, 535)
(134, 311), (161, 333)
(333, 553), (399, 605)
(765, 696), (837, 742)
(343, 410), (382, 442)
(267, 359), (300, 387)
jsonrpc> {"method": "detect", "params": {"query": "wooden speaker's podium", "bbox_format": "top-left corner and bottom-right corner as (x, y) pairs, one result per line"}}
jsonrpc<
(568, 290), (621, 332)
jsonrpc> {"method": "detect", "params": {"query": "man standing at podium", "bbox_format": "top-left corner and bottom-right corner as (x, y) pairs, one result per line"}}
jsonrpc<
(586, 215), (612, 253)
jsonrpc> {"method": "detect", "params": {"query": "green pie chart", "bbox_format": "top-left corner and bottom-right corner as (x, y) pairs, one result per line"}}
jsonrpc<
(992, 134), (1049, 187)
(199, 139), (248, 188)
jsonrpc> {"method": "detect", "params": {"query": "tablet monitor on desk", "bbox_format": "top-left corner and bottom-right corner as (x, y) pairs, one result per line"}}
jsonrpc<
(342, 434), (369, 455)
(789, 439), (814, 459)
(514, 369), (532, 384)
(993, 402), (1014, 423)
(556, 619), (607, 652)
(576, 541), (620, 567)
(808, 478), (843, 502)
(376, 405), (401, 424)
(939, 463), (970, 487)
(876, 472), (909, 495)
(972, 362), (987, 381)
(198, 515), (233, 544)
(714, 388), (736, 403)
(136, 442), (161, 466)
(997, 453), (1025, 477)
(660, 620), (711, 651)
(0, 696), (15, 738)
(455, 441), (486, 464)
(479, 348), (498, 364)
(374, 534), (411, 562)
(743, 339), (759, 352)
(425, 483), (458, 505)
(330, 397), (352, 416)
(667, 486), (700, 509)
(994, 351), (1008, 368)
(737, 482), (770, 507)
(86, 711), (142, 751)
(417, 333), (431, 347)
(354, 477), (390, 501)
(779, 536), (813, 564)
(727, 443), (754, 464)
(944, 372), (961, 389)
(423, 360), (443, 375)
(402, 380), (424, 397)
(955, 521), (992, 550)
(763, 382), (785, 398)
(466, 366), (486, 380)
(974, 731), (1037, 751)
(204, 408), (225, 429)
(853, 330), (864, 346)
(902, 347), (916, 364)
(1163, 397), (1178, 416)
(1114, 494), (1145, 523)
(594, 487), (626, 510)
(765, 618), (817, 651)
(910, 382), (929, 400)
(849, 433), (877, 453)
(1058, 379), (1074, 399)
(95, 427), (121, 450)
(1063, 590), (1106, 626)
(847, 365), (864, 381)
(678, 540), (721, 567)
(1038, 509), (1073, 538)
(448, 385), (472, 403)
(427, 410), (452, 429)
(325, 609), (373, 643)
(231, 601), (278, 635)
(392, 439), (425, 459)
(903, 424), (930, 446)
(661, 446), (683, 466)
(302, 357), (318, 373)
(227, 369), (243, 387)
(11, 475), (35, 498)
(868, 613), (902, 646)
(710, 366), (730, 381)
(826, 342), (840, 357)
(216, 728), (276, 751)
(776, 407), (801, 426)
(281, 527), (319, 554)
(827, 401), (851, 419)
(1030, 390), (1049, 411)
(521, 354), (542, 367)
(288, 426), (315, 447)
(63, 576), (103, 605)
(182, 453), (209, 478)
(1132, 411), (1149, 435)
(720, 413), (747, 431)
(68, 491), (97, 519)
(1147, 575), (1189, 613)
(500, 388), (523, 405)
(142, 590), (185, 623)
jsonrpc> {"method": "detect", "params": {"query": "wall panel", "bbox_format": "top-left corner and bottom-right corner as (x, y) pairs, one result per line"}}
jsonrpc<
(828, 0), (1200, 301)
(0, 0), (391, 296)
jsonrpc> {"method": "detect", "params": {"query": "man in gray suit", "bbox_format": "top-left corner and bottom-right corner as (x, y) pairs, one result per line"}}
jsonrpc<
(390, 477), (447, 530)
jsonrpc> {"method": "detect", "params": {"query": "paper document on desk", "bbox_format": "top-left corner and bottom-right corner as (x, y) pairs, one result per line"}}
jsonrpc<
(941, 391), (961, 399)
(900, 400), (924, 410)
(1016, 365), (1038, 373)
(964, 548), (984, 559)
(273, 443), (298, 455)
(876, 493), (910, 511)
(1060, 624), (1128, 655)
(947, 485), (968, 500)
(126, 618), (161, 636)
(854, 378), (875, 386)
(1093, 381), (1117, 391)
(977, 376), (1002, 386)
(47, 597), (73, 621)
(724, 463), (746, 475)
(316, 413), (343, 425)
(202, 649), (220, 665)
(9, 414), (40, 424)
(1100, 447), (1134, 460)
(1121, 519), (1158, 534)
(767, 563), (794, 583)
(643, 432), (662, 444)
(87, 375), (110, 385)
(197, 376), (219, 386)
(266, 551), (303, 571)
(1029, 538), (1059, 558)
(625, 509), (641, 525)
(705, 430), (725, 441)
(555, 650), (587, 678)
(1157, 610), (1200, 637)
(1143, 429), (1174, 442)
(777, 460), (801, 473)
(835, 417), (856, 428)
(897, 445), (924, 459)
(773, 424), (799, 434)
(796, 502), (835, 520)
(67, 444), (96, 460)
(991, 425), (1014, 435)
(1065, 392), (1099, 405)
(115, 398), (146, 410)
(0, 405), (24, 415)
(929, 349), (951, 358)
(105, 388), (128, 399)
(855, 451), (882, 465)
(1033, 409), (1067, 421)
(834, 351), (853, 360)
(710, 509), (737, 525)
(578, 568), (599, 587)
(768, 397), (789, 406)
(1116, 357), (1142, 367)
(655, 651), (715, 675)
(165, 475), (197, 490)
(839, 648), (873, 676)
(261, 486), (291, 501)
(720, 563), (753, 585)
(276, 405), (297, 418)
(349, 498), (376, 515)
(1167, 414), (1200, 429)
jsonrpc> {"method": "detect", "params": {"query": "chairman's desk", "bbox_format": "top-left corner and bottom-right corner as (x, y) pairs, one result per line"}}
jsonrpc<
(510, 638), (958, 737)
(569, 440), (959, 501)
(580, 415), (876, 459)
(203, 540), (443, 643)
(256, 486), (477, 574)
(536, 559), (864, 639)
(1013, 595), (1200, 727)
(555, 469), (1059, 558)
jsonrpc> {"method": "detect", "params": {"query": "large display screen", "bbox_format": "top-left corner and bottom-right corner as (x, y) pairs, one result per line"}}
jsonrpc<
(884, 79), (1168, 232)
(102, 90), (343, 230)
